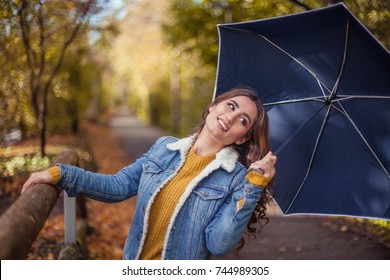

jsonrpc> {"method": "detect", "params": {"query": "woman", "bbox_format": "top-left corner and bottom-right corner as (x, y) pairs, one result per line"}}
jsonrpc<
(22, 88), (277, 260)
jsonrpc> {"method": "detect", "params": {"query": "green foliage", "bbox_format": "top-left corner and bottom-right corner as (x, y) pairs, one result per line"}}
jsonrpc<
(48, 46), (107, 131)
(0, 154), (51, 177)
(163, 0), (305, 67)
(372, 219), (390, 229)
(371, 220), (390, 242)
(347, 0), (390, 49)
(0, 1), (34, 137)
(352, 217), (390, 245)
(149, 80), (172, 132)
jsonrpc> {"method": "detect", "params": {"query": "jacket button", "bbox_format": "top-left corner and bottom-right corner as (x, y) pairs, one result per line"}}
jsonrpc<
(204, 192), (209, 197)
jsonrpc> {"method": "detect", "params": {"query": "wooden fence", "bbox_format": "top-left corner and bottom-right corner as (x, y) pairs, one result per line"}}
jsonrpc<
(0, 149), (86, 259)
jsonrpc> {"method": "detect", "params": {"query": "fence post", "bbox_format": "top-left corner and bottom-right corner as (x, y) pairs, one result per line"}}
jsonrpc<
(64, 193), (76, 244)
(0, 149), (78, 259)
(58, 196), (89, 260)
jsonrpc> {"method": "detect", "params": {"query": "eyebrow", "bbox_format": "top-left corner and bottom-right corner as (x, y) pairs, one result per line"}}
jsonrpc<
(229, 99), (252, 125)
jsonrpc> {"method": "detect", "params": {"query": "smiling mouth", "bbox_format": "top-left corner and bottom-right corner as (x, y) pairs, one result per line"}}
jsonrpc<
(218, 118), (228, 132)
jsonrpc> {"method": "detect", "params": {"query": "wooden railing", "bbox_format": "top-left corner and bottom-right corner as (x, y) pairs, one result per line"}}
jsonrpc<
(0, 149), (86, 259)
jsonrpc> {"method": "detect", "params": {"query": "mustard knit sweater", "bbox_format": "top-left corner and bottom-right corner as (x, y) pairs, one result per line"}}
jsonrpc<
(47, 147), (271, 260)
(139, 146), (215, 259)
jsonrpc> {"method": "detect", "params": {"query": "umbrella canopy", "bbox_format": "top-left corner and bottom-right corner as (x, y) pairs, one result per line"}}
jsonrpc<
(214, 3), (390, 220)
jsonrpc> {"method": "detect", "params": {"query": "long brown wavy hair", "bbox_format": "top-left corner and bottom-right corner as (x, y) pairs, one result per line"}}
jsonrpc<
(193, 87), (273, 254)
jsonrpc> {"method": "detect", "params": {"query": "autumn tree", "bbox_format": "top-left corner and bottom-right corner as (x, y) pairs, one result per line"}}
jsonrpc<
(163, 0), (306, 68)
(163, 0), (389, 68)
(10, 0), (97, 156)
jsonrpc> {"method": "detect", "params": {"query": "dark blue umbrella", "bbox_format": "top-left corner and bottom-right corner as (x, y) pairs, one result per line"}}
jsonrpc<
(214, 3), (390, 220)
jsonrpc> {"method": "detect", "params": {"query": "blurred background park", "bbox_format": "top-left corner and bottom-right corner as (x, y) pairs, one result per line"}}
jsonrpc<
(0, 0), (389, 260)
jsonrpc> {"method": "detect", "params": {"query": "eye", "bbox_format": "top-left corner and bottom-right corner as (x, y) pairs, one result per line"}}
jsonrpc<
(240, 117), (248, 126)
(228, 102), (235, 110)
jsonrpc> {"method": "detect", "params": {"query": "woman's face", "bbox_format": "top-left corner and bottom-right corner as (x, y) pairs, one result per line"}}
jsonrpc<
(205, 95), (257, 146)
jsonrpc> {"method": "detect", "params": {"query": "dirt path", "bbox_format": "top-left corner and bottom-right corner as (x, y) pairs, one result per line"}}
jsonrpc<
(215, 212), (390, 260)
(107, 107), (390, 260)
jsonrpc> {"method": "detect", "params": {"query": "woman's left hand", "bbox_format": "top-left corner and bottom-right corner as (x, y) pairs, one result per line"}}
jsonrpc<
(249, 151), (277, 179)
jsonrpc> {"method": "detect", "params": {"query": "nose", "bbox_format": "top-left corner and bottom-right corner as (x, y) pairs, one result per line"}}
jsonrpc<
(226, 110), (242, 124)
(225, 113), (233, 124)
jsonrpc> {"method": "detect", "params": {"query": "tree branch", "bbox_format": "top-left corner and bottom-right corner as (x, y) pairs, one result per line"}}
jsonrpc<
(47, 0), (94, 90)
(37, 0), (46, 83)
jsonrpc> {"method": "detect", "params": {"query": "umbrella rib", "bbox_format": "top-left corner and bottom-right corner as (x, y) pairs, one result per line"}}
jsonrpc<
(330, 16), (350, 99)
(336, 95), (390, 101)
(317, 78), (328, 99)
(264, 96), (324, 106)
(285, 104), (332, 214)
(258, 34), (332, 96)
(271, 96), (390, 105)
(333, 101), (390, 179)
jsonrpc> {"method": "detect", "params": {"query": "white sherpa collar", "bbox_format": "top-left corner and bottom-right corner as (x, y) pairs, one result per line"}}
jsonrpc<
(166, 135), (238, 173)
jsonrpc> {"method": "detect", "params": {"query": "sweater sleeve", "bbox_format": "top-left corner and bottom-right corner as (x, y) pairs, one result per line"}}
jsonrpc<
(245, 170), (271, 187)
(47, 165), (61, 184)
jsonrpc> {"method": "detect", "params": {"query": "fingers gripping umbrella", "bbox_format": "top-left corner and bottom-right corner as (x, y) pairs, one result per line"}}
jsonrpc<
(214, 3), (390, 220)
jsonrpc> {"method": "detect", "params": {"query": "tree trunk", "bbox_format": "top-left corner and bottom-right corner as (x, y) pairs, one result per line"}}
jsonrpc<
(171, 49), (181, 134)
(39, 112), (47, 157)
(40, 82), (50, 157)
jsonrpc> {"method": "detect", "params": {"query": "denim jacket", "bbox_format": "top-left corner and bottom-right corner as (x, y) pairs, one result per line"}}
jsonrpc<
(58, 135), (263, 259)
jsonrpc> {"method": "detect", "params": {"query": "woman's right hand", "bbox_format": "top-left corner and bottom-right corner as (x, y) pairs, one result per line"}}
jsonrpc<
(22, 170), (53, 195)
(249, 151), (277, 179)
